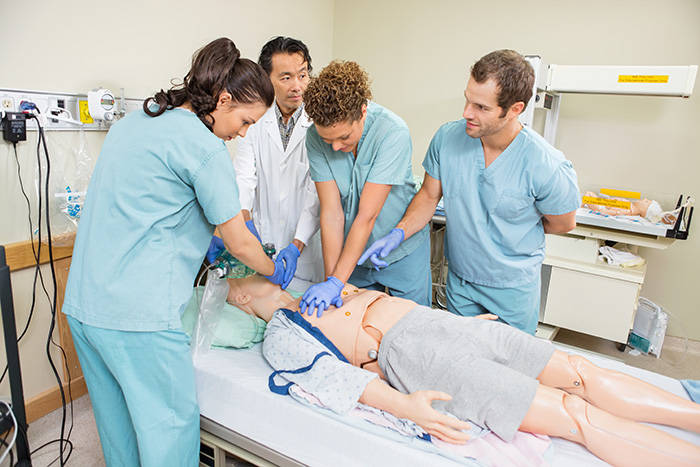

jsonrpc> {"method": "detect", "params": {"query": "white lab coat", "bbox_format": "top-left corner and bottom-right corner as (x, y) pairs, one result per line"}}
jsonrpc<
(233, 104), (324, 283)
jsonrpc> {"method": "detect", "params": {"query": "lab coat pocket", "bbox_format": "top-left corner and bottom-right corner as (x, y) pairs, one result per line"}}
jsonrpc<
(493, 190), (535, 222)
(295, 160), (311, 189)
(257, 217), (272, 243)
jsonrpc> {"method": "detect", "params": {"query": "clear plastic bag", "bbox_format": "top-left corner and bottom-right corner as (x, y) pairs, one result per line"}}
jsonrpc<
(36, 127), (93, 246)
(190, 269), (230, 360)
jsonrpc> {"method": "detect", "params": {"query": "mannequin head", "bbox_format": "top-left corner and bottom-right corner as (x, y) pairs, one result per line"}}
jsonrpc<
(629, 198), (652, 217)
(226, 275), (297, 322)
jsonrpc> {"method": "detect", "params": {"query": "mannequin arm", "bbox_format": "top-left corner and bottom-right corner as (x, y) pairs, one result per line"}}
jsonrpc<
(359, 379), (471, 444)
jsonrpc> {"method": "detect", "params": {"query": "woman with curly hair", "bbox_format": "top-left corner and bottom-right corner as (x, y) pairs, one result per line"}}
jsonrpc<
(299, 60), (431, 317)
(62, 38), (288, 466)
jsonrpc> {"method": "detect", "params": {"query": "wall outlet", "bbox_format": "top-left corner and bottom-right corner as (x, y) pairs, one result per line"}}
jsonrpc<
(1, 96), (14, 112)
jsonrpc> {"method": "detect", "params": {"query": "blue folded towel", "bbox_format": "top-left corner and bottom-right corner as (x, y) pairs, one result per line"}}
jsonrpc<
(680, 379), (700, 403)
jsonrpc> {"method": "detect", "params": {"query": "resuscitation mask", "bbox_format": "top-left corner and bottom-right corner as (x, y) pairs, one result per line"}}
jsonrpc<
(192, 243), (276, 359)
(210, 243), (276, 279)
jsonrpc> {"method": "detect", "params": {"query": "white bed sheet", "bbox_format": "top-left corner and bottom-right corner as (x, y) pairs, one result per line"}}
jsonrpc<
(195, 340), (700, 467)
(196, 276), (699, 465)
(196, 345), (483, 466)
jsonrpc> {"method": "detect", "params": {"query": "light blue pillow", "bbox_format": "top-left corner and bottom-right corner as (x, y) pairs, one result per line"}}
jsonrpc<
(181, 287), (266, 349)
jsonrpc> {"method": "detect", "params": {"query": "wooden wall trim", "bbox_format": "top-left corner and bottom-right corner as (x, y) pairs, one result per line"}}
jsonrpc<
(25, 376), (88, 424)
(55, 257), (82, 383)
(4, 232), (75, 272)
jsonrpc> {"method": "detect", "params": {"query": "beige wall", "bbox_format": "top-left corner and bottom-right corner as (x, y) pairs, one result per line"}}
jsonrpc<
(333, 0), (700, 341)
(0, 0), (334, 399)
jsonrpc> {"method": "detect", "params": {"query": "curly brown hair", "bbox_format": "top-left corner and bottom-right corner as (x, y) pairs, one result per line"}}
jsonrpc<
(303, 60), (373, 126)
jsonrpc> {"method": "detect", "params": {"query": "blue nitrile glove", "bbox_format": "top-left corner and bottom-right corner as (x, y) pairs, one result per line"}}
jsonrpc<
(245, 220), (262, 243)
(357, 228), (405, 270)
(278, 243), (301, 289)
(264, 257), (288, 288)
(300, 276), (344, 318)
(206, 236), (225, 263)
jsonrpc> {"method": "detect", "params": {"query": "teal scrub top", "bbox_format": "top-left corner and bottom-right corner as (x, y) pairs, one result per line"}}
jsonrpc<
(63, 108), (242, 331)
(306, 102), (428, 267)
(424, 121), (580, 287)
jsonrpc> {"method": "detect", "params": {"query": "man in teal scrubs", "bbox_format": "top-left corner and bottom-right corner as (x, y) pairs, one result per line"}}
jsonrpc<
(360, 50), (580, 334)
(300, 60), (431, 317)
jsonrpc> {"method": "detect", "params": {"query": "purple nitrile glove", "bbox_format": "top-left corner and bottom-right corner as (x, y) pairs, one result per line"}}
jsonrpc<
(206, 235), (225, 263)
(264, 257), (289, 288)
(245, 220), (262, 243)
(278, 243), (301, 289)
(357, 228), (405, 270)
(300, 276), (344, 318)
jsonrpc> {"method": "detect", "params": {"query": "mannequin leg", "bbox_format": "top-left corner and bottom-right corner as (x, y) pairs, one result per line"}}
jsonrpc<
(520, 385), (700, 467)
(537, 350), (700, 432)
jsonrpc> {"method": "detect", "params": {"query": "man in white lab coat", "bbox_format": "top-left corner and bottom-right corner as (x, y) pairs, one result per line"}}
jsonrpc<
(233, 36), (323, 283)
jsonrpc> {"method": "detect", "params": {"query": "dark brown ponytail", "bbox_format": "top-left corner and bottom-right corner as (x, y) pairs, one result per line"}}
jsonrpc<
(144, 38), (274, 131)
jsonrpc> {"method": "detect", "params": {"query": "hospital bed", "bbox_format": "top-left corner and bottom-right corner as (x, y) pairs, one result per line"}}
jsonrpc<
(195, 279), (700, 467)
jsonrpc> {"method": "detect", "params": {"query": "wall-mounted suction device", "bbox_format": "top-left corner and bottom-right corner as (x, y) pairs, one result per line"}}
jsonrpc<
(87, 88), (116, 121)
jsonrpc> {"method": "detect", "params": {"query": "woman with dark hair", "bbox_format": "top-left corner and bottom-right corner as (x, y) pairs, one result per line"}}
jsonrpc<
(62, 37), (283, 466)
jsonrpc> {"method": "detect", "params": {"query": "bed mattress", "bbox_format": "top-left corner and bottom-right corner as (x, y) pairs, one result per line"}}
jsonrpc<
(194, 339), (700, 466)
(196, 344), (484, 466)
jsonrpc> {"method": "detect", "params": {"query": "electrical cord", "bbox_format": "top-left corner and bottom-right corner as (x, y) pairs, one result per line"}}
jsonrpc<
(0, 142), (40, 386)
(37, 120), (74, 466)
(0, 438), (14, 467)
(31, 439), (74, 467)
(1, 429), (11, 459)
(0, 400), (18, 465)
(5, 112), (75, 466)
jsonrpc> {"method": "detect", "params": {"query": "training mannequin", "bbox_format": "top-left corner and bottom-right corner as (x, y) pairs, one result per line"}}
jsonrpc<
(582, 191), (677, 225)
(227, 275), (700, 467)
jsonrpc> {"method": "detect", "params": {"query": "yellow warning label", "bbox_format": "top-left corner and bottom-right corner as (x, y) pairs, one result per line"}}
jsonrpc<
(600, 188), (641, 199)
(618, 75), (669, 84)
(79, 100), (94, 124)
(582, 196), (631, 210)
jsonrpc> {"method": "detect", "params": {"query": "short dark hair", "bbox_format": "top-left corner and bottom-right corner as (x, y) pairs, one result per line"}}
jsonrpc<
(471, 49), (534, 117)
(144, 37), (274, 131)
(258, 36), (312, 75)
